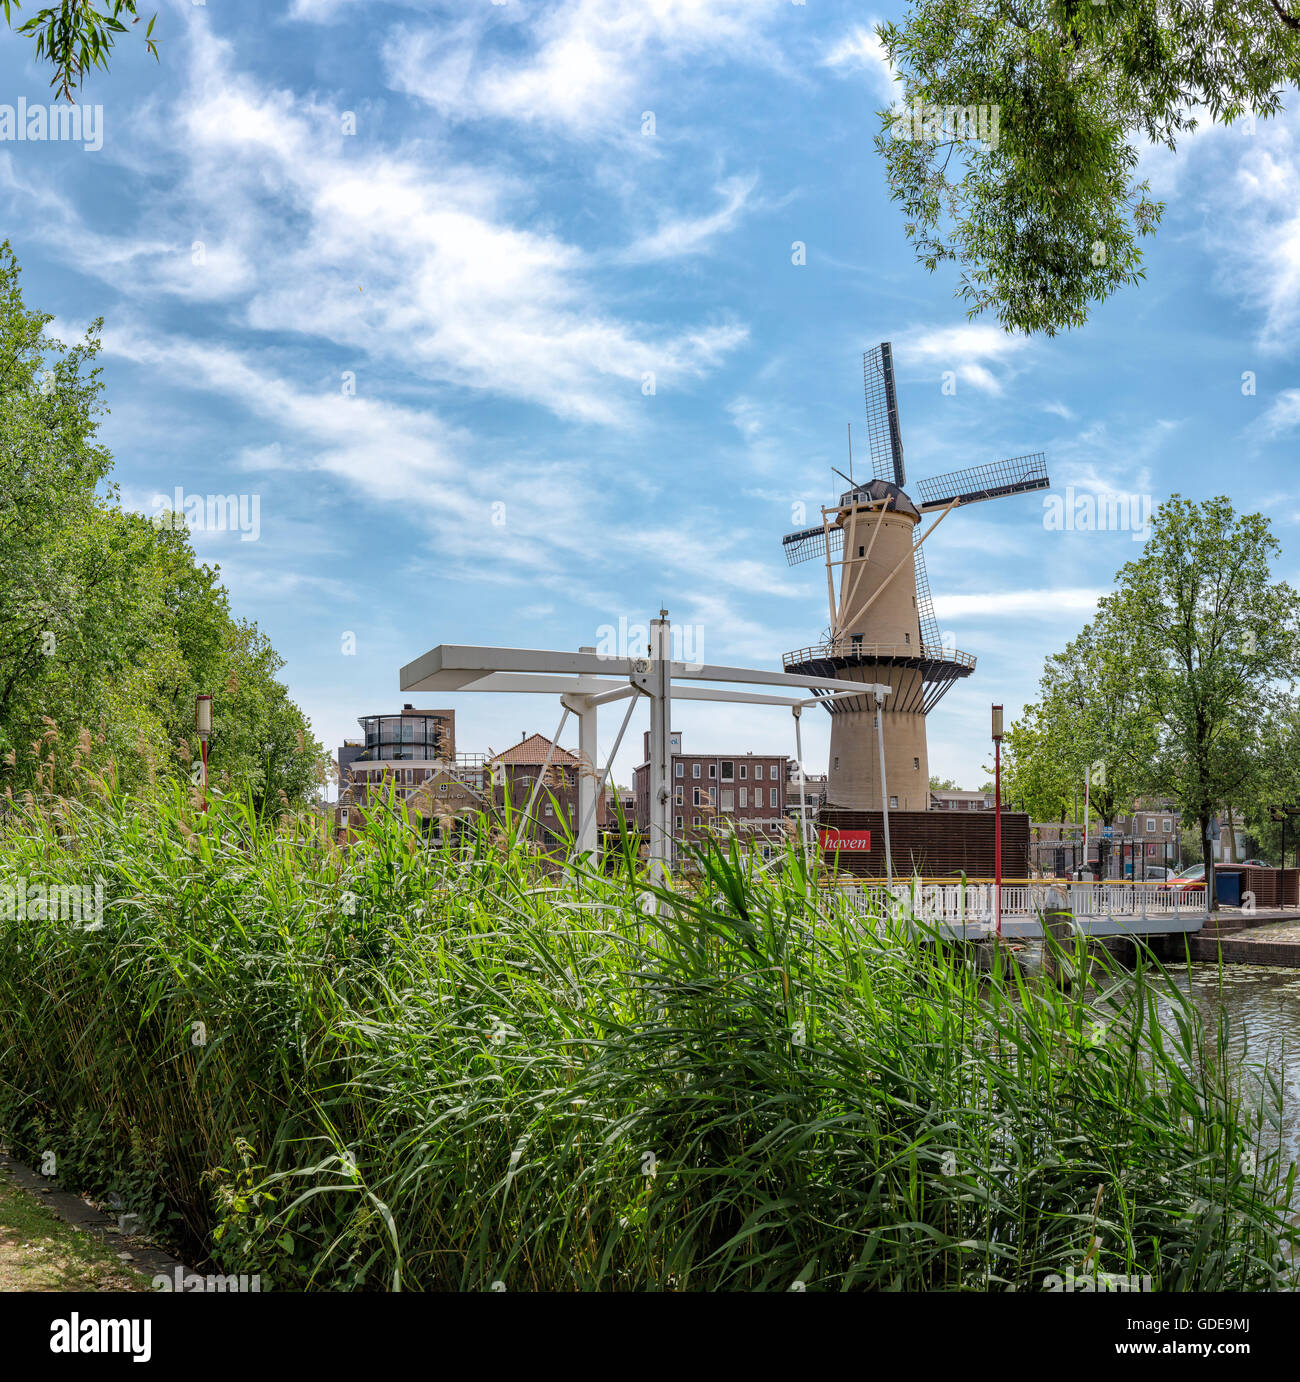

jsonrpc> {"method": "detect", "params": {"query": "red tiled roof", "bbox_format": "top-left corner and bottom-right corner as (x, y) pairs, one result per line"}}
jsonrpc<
(489, 733), (582, 767)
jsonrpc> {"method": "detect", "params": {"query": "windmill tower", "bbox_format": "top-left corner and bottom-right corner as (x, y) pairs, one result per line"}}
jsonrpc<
(782, 343), (1050, 811)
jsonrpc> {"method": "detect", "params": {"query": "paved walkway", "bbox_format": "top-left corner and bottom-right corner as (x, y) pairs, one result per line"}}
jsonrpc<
(0, 1163), (146, 1292)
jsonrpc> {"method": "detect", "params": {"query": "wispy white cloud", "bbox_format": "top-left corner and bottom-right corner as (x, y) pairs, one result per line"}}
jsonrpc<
(1260, 387), (1300, 438)
(7, 16), (749, 430)
(934, 588), (1105, 619)
(623, 174), (758, 262)
(383, 0), (792, 139)
(821, 21), (895, 101)
(895, 323), (1032, 395)
(1166, 106), (1300, 352)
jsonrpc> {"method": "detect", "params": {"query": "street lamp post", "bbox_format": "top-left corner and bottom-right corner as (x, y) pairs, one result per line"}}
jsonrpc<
(195, 694), (212, 813)
(992, 704), (1004, 938)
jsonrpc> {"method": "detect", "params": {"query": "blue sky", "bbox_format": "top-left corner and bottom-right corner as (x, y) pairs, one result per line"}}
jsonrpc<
(3, 0), (1298, 792)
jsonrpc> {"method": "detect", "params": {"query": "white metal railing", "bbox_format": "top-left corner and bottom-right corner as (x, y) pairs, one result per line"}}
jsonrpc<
(832, 880), (1197, 925)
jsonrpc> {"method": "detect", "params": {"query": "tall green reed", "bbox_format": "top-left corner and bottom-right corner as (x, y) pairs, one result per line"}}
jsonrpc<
(0, 779), (1293, 1290)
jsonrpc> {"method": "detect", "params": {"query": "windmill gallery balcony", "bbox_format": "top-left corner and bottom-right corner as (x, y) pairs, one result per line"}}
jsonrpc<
(783, 637), (976, 716)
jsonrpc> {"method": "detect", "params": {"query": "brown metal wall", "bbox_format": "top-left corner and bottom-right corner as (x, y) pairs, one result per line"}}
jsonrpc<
(818, 806), (1031, 877)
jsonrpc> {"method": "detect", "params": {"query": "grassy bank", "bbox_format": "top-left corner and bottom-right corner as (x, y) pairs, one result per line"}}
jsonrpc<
(0, 781), (1294, 1290)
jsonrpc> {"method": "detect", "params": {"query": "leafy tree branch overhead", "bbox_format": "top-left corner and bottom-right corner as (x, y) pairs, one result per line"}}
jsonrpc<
(1, 0), (158, 101)
(874, 0), (1300, 334)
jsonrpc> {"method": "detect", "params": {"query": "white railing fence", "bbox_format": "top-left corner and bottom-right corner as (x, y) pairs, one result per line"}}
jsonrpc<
(832, 880), (1198, 925)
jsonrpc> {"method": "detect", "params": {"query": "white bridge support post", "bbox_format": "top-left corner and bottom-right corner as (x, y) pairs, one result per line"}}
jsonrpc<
(793, 705), (810, 863)
(639, 610), (673, 886)
(562, 687), (600, 860)
(875, 691), (894, 888)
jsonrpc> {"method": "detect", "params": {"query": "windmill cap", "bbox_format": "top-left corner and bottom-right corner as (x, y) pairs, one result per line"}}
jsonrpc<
(838, 478), (919, 521)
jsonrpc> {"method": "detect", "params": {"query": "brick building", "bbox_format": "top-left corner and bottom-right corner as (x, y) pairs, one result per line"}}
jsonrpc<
(633, 731), (789, 861)
(489, 732), (604, 849)
(930, 788), (993, 811)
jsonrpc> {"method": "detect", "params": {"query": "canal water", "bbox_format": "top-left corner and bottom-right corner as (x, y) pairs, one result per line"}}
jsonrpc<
(1162, 964), (1300, 1178)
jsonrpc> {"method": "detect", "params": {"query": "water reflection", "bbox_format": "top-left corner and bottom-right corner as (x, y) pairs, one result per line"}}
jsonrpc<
(1161, 964), (1300, 1180)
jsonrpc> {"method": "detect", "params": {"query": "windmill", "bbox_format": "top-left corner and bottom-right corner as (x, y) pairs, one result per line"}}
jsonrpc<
(782, 342), (1049, 811)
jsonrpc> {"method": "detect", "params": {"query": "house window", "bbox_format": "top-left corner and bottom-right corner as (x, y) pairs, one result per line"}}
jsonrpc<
(904, 632), (910, 645)
(675, 815), (683, 830)
(851, 634), (862, 653)
(739, 764), (747, 780)
(770, 788), (778, 808)
(709, 787), (716, 804)
(709, 764), (717, 778)
(889, 796), (898, 809)
(833, 757), (839, 771)
(857, 545), (864, 557)
(1163, 819), (1172, 833)
(675, 762), (683, 778)
(438, 783), (447, 793)
(693, 787), (702, 806)
(693, 815), (701, 828)
(913, 758), (919, 771)
(721, 761), (734, 780)
(675, 786), (683, 805)
(722, 790), (734, 811)
(1145, 818), (1155, 832)
(739, 787), (748, 808)
(693, 763), (701, 779)
(544, 803), (553, 817)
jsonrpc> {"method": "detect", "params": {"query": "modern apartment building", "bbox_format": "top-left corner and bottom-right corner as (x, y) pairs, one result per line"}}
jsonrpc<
(337, 705), (455, 798)
(633, 731), (788, 860)
(335, 706), (470, 840)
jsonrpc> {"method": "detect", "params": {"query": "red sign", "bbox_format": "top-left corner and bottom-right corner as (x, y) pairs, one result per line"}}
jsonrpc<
(818, 829), (871, 852)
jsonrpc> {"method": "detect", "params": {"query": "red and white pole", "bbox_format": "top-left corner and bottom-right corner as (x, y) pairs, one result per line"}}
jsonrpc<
(992, 705), (1004, 938)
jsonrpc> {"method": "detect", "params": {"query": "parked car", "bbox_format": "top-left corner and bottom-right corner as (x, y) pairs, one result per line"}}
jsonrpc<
(1163, 864), (1206, 892)
(1137, 865), (1174, 883)
(1239, 858), (1272, 869)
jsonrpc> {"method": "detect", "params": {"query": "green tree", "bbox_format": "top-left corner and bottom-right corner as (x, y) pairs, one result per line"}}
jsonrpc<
(3, 1), (158, 100)
(1001, 702), (1076, 820)
(1005, 619), (1151, 826)
(874, 1), (1300, 333)
(1103, 496), (1298, 904)
(0, 242), (325, 816)
(1235, 705), (1300, 865)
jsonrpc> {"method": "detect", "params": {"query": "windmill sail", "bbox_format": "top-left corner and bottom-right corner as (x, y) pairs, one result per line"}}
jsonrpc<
(915, 453), (1049, 512)
(782, 522), (844, 566)
(912, 545), (944, 653)
(862, 342), (905, 488)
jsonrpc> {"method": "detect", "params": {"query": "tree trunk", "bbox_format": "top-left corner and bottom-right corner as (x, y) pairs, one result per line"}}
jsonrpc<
(1200, 813), (1218, 913)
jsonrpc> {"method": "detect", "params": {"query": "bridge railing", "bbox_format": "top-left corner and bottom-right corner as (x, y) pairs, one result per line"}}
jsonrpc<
(830, 878), (1198, 924)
